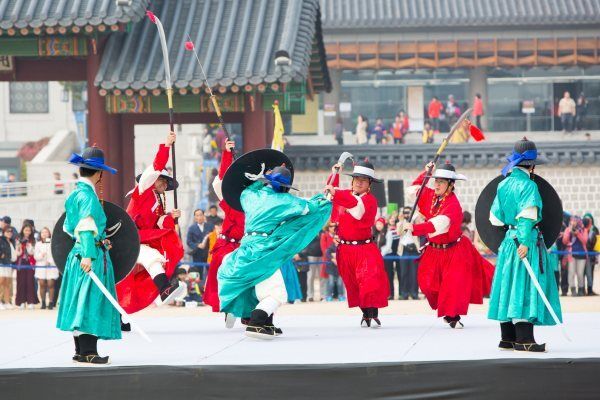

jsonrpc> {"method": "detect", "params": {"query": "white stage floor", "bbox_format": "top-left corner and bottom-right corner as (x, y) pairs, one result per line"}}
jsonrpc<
(2, 313), (599, 369)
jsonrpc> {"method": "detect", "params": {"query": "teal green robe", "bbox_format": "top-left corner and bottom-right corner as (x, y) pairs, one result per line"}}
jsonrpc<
(218, 182), (332, 317)
(487, 168), (562, 326)
(56, 180), (121, 340)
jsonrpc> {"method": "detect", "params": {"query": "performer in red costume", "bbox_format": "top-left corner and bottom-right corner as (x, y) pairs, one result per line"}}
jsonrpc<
(403, 161), (494, 328)
(116, 131), (186, 314)
(203, 140), (245, 313)
(324, 159), (389, 327)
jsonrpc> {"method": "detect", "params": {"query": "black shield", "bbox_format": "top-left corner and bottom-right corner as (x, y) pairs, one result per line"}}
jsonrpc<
(475, 174), (563, 254)
(222, 149), (294, 212)
(51, 201), (140, 283)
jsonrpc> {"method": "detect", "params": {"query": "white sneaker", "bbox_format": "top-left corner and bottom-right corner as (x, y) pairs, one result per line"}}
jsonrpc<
(5, 303), (14, 309)
(19, 303), (25, 310)
(225, 313), (236, 329)
(27, 304), (35, 310)
(0, 303), (6, 310)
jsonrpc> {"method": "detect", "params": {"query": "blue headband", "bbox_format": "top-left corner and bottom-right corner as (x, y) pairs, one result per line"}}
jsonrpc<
(69, 154), (117, 174)
(501, 149), (537, 176)
(264, 172), (291, 192)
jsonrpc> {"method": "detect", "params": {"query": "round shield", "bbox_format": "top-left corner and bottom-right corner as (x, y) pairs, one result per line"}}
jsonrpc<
(51, 201), (140, 283)
(222, 149), (294, 212)
(475, 174), (563, 254)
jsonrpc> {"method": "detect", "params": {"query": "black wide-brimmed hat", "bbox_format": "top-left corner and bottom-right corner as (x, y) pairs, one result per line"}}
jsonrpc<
(68, 146), (117, 174)
(431, 162), (467, 181)
(501, 137), (547, 176)
(135, 169), (178, 191)
(222, 149), (295, 212)
(344, 159), (382, 183)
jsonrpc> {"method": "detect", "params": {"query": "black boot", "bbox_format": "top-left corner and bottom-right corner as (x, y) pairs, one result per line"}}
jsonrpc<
(154, 273), (185, 304)
(76, 334), (110, 364)
(73, 336), (81, 361)
(514, 322), (546, 353)
(371, 308), (381, 328)
(245, 309), (275, 339)
(48, 302), (54, 310)
(121, 316), (131, 332)
(360, 307), (371, 328)
(443, 315), (464, 329)
(588, 286), (597, 296)
(41, 300), (46, 310)
(577, 287), (585, 297)
(499, 322), (516, 350)
(265, 314), (283, 336)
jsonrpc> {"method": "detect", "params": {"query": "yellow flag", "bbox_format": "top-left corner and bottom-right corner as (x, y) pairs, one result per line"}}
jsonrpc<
(271, 101), (285, 152)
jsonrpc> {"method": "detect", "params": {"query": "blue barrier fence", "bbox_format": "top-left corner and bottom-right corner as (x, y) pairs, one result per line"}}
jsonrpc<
(1, 251), (596, 271)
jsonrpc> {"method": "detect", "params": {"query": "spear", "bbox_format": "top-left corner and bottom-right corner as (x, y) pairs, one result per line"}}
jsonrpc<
(146, 10), (179, 216)
(184, 37), (234, 156)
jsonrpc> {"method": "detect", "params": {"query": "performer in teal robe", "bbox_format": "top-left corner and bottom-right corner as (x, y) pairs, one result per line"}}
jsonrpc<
(488, 138), (562, 353)
(280, 259), (303, 303)
(218, 166), (331, 339)
(56, 147), (121, 364)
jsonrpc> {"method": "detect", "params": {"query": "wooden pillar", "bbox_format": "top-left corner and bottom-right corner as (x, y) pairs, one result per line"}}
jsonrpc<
(86, 38), (119, 203)
(120, 116), (136, 206)
(242, 93), (268, 152)
(265, 109), (274, 147)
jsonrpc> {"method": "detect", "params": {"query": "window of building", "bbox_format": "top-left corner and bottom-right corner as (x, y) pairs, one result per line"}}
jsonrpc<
(9, 82), (49, 113)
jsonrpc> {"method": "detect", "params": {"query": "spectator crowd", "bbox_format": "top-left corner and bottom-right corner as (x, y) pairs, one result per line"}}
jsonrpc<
(1, 205), (597, 310)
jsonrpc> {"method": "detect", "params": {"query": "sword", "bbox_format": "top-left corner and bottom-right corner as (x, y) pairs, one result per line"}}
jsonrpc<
(88, 270), (152, 343)
(515, 241), (571, 342)
(325, 151), (354, 200)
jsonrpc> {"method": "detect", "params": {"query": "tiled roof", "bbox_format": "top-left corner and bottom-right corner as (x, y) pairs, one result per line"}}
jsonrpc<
(95, 0), (331, 92)
(0, 0), (148, 31)
(320, 0), (600, 31)
(285, 142), (600, 170)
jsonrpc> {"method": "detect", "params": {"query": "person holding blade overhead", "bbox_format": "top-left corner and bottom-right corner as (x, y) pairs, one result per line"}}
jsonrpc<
(203, 139), (245, 314)
(56, 146), (121, 365)
(487, 138), (563, 352)
(323, 159), (389, 328)
(116, 131), (185, 315)
(403, 161), (494, 329)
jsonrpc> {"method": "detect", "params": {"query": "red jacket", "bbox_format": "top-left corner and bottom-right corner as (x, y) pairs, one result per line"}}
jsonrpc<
(410, 171), (463, 244)
(126, 144), (178, 247)
(328, 174), (378, 241)
(214, 149), (245, 243)
(428, 100), (443, 119)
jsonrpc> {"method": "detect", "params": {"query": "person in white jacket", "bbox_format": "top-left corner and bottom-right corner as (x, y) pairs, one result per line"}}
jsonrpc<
(34, 227), (58, 310)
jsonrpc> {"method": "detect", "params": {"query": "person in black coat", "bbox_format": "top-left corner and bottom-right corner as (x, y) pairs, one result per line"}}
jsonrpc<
(186, 209), (213, 279)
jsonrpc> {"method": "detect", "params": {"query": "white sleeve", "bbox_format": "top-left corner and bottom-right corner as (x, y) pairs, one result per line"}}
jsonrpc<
(380, 230), (393, 255)
(346, 195), (365, 219)
(10, 244), (17, 262)
(138, 165), (161, 194)
(428, 215), (451, 238)
(33, 243), (45, 263)
(516, 206), (538, 221)
(489, 211), (505, 226)
(74, 216), (98, 240)
(212, 176), (223, 201)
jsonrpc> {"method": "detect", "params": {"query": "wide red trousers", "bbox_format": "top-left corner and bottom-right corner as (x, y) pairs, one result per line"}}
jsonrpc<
(418, 236), (494, 317)
(203, 240), (240, 312)
(116, 231), (184, 314)
(337, 243), (389, 309)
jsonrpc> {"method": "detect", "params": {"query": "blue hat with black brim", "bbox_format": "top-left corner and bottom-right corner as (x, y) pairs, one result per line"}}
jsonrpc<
(68, 146), (117, 174)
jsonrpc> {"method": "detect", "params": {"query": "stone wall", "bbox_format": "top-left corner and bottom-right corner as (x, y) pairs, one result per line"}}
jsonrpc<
(294, 165), (600, 220)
